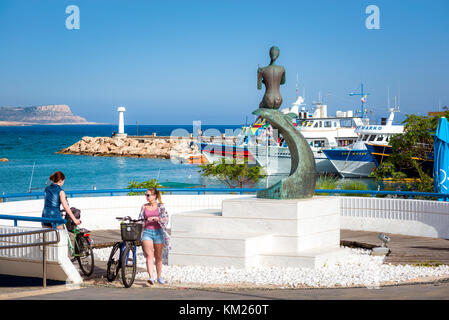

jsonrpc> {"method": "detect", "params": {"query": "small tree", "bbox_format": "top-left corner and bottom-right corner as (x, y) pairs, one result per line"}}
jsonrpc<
(198, 159), (266, 188)
(370, 111), (449, 192)
(127, 178), (162, 195)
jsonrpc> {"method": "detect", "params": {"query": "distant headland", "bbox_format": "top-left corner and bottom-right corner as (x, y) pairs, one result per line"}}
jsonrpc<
(0, 104), (98, 126)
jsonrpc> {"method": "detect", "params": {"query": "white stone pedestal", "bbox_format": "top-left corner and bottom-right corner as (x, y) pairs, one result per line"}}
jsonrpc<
(169, 196), (348, 269)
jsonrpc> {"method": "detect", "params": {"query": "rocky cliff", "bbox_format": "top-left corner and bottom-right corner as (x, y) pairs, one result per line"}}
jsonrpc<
(0, 104), (88, 124)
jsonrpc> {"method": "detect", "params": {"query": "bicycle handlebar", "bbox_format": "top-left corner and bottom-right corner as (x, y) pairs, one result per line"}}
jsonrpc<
(60, 209), (82, 225)
(116, 216), (145, 223)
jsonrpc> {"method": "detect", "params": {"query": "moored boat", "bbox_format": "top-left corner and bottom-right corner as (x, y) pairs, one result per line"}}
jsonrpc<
(365, 143), (434, 177)
(198, 95), (365, 175)
(323, 108), (404, 177)
(246, 97), (365, 175)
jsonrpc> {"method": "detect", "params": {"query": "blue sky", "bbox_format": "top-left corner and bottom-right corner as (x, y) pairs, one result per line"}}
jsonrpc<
(0, 0), (448, 125)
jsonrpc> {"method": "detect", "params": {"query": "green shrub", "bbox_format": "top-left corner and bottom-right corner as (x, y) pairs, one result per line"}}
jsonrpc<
(198, 159), (265, 188)
(339, 180), (370, 197)
(315, 174), (339, 195)
(127, 179), (162, 195)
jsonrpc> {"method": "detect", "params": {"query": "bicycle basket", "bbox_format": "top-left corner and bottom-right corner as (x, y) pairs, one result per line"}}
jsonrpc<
(120, 222), (143, 241)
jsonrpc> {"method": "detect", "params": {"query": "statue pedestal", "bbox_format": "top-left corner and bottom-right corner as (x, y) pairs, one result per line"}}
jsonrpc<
(169, 196), (348, 269)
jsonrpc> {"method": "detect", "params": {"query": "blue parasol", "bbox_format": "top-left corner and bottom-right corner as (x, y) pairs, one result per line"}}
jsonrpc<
(433, 117), (449, 195)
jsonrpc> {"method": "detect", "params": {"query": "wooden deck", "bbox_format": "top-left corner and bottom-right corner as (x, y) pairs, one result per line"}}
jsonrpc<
(341, 230), (449, 265)
(89, 229), (449, 266)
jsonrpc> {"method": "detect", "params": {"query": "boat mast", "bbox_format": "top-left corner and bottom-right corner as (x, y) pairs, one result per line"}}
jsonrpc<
(387, 96), (400, 126)
(28, 161), (36, 193)
(296, 73), (299, 98)
(349, 83), (370, 119)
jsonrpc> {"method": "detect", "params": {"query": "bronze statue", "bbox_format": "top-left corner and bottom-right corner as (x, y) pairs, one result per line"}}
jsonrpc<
(254, 46), (316, 199)
(257, 46), (286, 109)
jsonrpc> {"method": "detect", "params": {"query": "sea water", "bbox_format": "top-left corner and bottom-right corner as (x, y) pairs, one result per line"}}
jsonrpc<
(0, 124), (378, 195)
(0, 124), (242, 194)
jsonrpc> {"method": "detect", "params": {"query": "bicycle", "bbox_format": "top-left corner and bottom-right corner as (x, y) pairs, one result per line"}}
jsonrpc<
(106, 216), (144, 288)
(61, 209), (95, 277)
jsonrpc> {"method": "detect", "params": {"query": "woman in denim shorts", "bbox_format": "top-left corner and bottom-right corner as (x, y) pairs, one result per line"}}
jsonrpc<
(138, 188), (168, 285)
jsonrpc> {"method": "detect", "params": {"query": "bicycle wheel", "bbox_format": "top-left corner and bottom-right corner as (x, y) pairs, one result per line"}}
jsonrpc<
(121, 244), (137, 288)
(75, 235), (95, 277)
(106, 242), (122, 282)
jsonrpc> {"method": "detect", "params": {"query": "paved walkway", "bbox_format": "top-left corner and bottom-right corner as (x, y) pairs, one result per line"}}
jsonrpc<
(4, 278), (449, 300)
(341, 230), (449, 265)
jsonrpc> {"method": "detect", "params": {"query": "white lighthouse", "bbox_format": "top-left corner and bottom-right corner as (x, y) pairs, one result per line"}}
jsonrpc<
(116, 106), (127, 138)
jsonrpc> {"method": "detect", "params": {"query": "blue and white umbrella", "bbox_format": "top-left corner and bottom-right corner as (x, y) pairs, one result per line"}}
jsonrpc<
(433, 117), (449, 194)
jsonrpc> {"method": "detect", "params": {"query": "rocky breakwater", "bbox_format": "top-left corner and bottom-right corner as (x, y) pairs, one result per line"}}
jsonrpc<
(57, 136), (200, 159)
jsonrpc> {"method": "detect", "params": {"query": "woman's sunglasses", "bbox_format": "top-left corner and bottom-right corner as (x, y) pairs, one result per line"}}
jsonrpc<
(145, 193), (155, 197)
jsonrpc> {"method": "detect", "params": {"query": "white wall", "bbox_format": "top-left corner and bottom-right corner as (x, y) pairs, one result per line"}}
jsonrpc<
(1, 195), (449, 238)
(0, 194), (253, 230)
(340, 197), (449, 239)
(0, 225), (82, 283)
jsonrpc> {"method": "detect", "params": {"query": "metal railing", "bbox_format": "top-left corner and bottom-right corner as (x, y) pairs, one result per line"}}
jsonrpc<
(0, 215), (67, 227)
(0, 188), (264, 202)
(0, 219), (63, 288)
(1, 187), (448, 202)
(315, 189), (449, 200)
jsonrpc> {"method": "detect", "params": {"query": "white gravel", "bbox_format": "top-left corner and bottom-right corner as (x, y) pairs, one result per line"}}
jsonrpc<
(93, 247), (449, 288)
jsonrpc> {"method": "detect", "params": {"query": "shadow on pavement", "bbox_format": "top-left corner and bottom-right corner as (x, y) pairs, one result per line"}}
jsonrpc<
(0, 275), (65, 288)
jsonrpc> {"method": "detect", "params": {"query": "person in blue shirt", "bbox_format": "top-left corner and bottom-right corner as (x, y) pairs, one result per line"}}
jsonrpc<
(41, 171), (81, 229)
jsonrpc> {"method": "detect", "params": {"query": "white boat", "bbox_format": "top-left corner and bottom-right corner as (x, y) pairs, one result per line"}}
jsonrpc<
(246, 96), (366, 175)
(323, 107), (404, 177)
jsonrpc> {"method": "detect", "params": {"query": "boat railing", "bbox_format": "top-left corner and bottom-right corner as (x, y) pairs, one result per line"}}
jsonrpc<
(1, 188), (448, 202)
